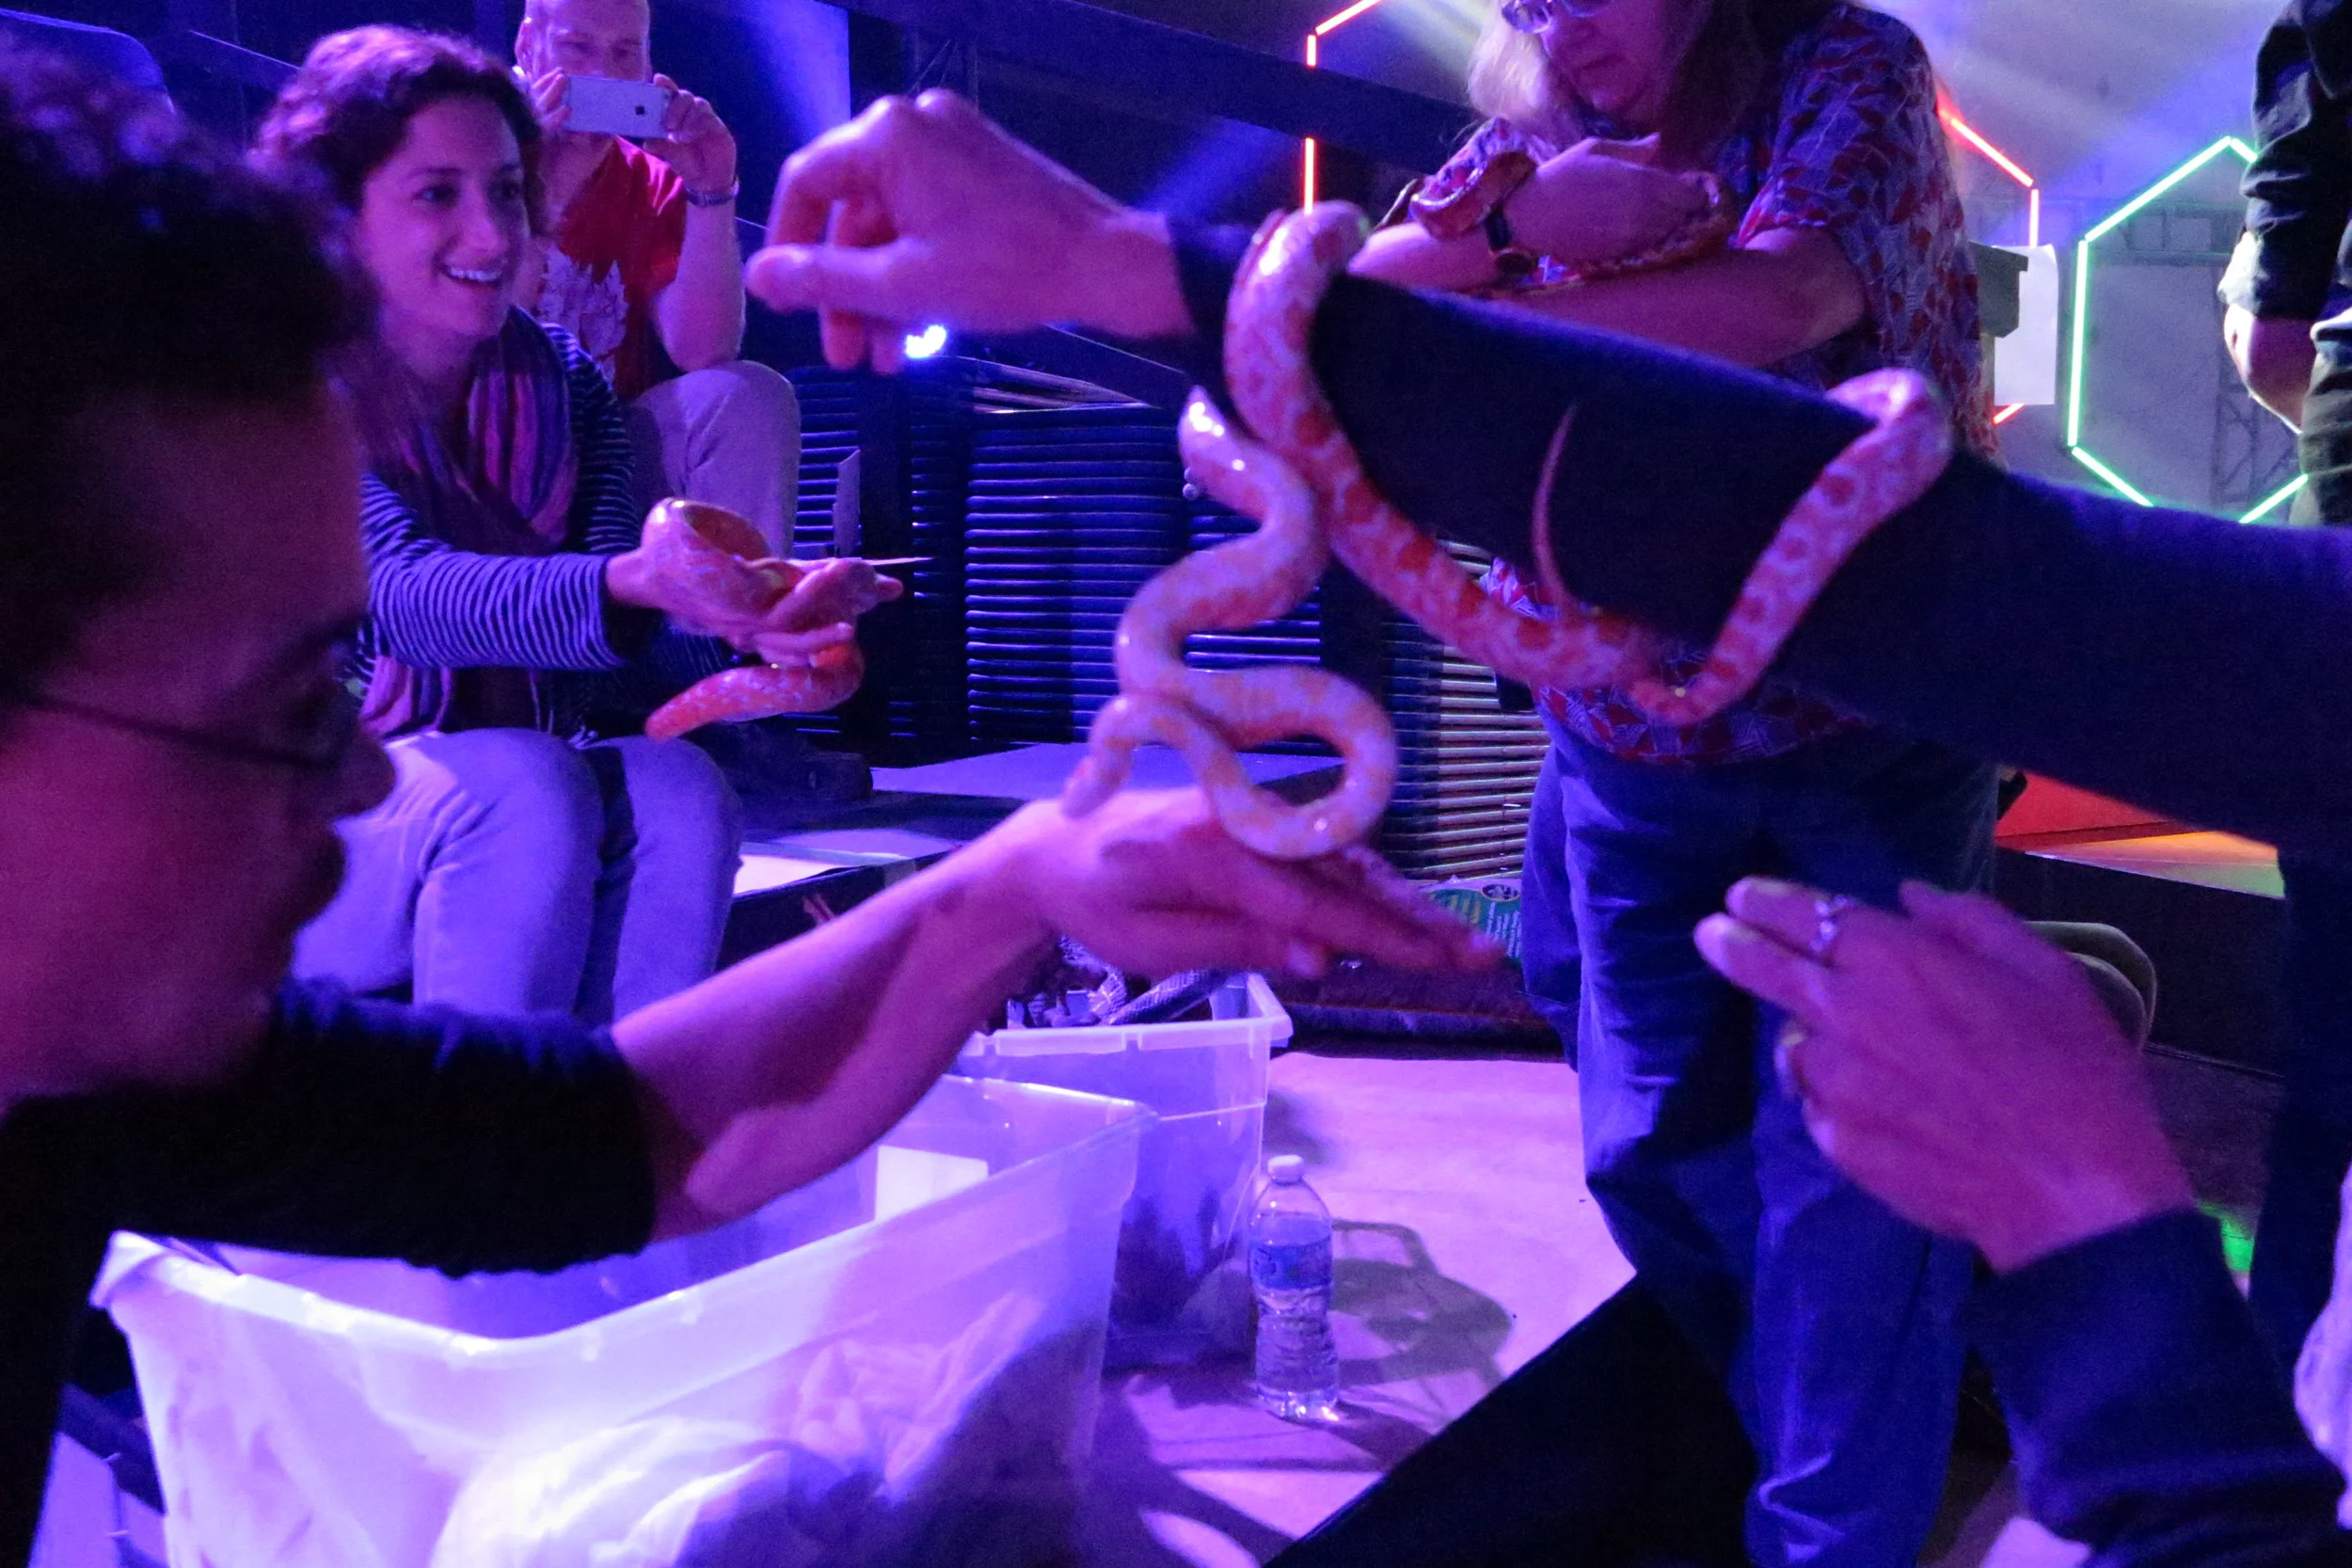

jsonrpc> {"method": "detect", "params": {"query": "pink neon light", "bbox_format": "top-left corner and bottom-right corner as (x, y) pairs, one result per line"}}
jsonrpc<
(1939, 110), (2035, 189)
(1315, 0), (1393, 37)
(1299, 0), (1400, 206)
(1993, 403), (2026, 426)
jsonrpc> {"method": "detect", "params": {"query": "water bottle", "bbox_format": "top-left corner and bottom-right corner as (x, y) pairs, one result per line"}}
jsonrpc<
(1250, 1155), (1340, 1422)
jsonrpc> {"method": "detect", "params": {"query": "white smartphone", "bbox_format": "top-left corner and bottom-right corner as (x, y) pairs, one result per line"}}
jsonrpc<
(563, 76), (675, 139)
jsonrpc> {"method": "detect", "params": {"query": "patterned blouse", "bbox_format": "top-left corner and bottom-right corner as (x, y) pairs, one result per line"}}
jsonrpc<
(1466, 3), (1994, 766)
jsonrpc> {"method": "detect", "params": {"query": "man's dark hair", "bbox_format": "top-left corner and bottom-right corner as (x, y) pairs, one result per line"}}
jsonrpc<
(253, 26), (544, 227)
(0, 49), (363, 696)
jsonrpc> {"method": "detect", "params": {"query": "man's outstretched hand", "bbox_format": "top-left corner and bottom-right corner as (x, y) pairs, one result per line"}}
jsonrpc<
(745, 90), (1191, 372)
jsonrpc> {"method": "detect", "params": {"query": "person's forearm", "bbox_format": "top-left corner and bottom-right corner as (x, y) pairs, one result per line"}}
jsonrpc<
(1513, 232), (1863, 368)
(1972, 1213), (2349, 1565)
(1311, 261), (2352, 857)
(1161, 222), (2352, 859)
(614, 827), (1053, 1237)
(1349, 222), (1500, 293)
(658, 203), (747, 372)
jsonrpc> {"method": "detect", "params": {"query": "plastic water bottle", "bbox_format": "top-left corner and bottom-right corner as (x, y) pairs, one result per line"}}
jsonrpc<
(1250, 1155), (1340, 1422)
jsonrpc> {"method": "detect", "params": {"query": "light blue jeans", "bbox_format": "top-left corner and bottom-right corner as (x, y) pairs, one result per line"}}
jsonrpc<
(294, 729), (741, 1022)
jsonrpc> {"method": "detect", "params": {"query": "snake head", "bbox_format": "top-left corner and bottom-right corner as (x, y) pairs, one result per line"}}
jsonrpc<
(650, 496), (774, 563)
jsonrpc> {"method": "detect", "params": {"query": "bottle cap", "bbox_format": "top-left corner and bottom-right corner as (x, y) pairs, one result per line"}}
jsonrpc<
(1267, 1155), (1305, 1183)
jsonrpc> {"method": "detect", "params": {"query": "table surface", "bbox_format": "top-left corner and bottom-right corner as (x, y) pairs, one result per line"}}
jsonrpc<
(1079, 1046), (1625, 1566)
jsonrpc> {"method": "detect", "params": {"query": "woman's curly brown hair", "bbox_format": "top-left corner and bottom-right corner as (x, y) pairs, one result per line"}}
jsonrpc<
(253, 24), (545, 229)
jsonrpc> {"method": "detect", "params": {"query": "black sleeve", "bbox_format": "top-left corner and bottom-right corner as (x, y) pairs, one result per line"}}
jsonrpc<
(2229, 1), (2352, 322)
(87, 982), (657, 1276)
(1970, 1212), (2350, 1567)
(1162, 222), (2352, 862)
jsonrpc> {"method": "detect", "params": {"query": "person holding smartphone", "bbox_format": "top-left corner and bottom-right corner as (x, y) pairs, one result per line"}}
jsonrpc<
(517, 0), (874, 812)
(516, 0), (798, 560)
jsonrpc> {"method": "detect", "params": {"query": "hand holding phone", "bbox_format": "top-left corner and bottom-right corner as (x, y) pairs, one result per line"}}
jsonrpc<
(563, 76), (676, 140)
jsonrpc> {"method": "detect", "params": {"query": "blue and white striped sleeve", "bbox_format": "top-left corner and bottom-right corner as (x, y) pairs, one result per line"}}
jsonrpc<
(358, 474), (632, 673)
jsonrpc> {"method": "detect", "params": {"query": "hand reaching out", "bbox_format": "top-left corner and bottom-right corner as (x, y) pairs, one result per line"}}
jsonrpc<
(988, 787), (1499, 982)
(744, 90), (1190, 371)
(1694, 877), (2194, 1272)
(606, 546), (903, 655)
(736, 556), (902, 666)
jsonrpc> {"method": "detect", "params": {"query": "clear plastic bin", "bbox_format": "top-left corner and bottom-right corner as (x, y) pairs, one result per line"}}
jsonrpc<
(97, 1076), (1141, 1568)
(956, 973), (1288, 1368)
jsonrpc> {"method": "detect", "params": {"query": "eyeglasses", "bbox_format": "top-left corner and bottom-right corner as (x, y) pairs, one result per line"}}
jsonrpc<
(2, 679), (367, 777)
(1500, 0), (1613, 31)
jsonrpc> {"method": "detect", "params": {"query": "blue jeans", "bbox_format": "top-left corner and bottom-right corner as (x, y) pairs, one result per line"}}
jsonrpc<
(294, 729), (741, 1022)
(1528, 727), (1996, 1568)
(2250, 851), (2352, 1369)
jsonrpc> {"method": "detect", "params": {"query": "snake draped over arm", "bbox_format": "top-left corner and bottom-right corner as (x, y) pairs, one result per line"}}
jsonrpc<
(1063, 204), (1956, 859)
(642, 206), (1955, 863)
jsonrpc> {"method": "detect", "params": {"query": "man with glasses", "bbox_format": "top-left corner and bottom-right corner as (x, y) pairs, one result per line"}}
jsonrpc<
(0, 55), (1486, 1559)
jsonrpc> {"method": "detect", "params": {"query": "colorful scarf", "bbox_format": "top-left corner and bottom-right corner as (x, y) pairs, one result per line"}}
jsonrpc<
(361, 309), (580, 737)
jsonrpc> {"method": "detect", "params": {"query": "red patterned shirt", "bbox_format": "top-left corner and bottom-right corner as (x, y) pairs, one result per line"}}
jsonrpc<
(1471, 4), (1994, 765)
(536, 139), (687, 404)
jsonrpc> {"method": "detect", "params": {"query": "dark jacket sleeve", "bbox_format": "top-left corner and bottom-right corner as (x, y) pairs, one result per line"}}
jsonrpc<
(1156, 221), (2352, 863)
(1970, 1212), (2349, 1566)
(2228, 0), (2352, 321)
(85, 982), (657, 1276)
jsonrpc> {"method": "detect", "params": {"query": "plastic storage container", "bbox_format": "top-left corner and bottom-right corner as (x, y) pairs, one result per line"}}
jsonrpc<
(98, 1076), (1141, 1568)
(956, 972), (1288, 1368)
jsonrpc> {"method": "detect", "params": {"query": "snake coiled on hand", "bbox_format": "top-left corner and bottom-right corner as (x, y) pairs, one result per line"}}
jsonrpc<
(637, 498), (879, 742)
(1060, 204), (1956, 860)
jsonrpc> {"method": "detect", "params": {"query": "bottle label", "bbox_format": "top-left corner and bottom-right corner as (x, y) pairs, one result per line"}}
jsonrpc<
(1250, 1236), (1332, 1292)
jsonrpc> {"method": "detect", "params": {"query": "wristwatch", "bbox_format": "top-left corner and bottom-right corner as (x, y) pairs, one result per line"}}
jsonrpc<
(1482, 204), (1539, 283)
(684, 179), (739, 208)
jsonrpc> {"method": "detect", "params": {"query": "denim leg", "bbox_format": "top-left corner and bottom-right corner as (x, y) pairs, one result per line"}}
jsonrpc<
(2251, 852), (2352, 1370)
(1743, 735), (1997, 1568)
(294, 729), (604, 1014)
(575, 736), (743, 1023)
(292, 736), (444, 997)
(1519, 745), (1584, 1061)
(628, 362), (803, 557)
(1556, 737), (1767, 1381)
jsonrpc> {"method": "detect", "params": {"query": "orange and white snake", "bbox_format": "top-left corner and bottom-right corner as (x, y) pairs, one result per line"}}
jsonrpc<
(637, 498), (883, 743)
(1066, 204), (1956, 858)
(644, 206), (1954, 861)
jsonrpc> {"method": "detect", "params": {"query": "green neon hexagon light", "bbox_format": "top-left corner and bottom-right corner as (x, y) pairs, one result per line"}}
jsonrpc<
(2066, 135), (2306, 523)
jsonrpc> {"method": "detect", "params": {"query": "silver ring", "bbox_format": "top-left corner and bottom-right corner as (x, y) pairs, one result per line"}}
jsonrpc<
(1774, 1020), (1814, 1101)
(1806, 895), (1856, 965)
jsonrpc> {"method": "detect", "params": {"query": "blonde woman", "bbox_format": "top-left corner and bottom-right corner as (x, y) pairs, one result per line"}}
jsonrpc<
(1357, 6), (1999, 1565)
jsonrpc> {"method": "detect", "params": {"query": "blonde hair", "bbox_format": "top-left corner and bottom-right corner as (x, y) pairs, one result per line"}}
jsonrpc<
(1467, 0), (1841, 160)
(1466, 14), (1571, 138)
